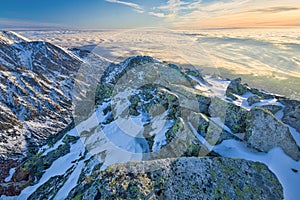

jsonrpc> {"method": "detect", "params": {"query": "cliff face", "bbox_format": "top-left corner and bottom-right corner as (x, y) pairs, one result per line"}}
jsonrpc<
(1, 31), (299, 199)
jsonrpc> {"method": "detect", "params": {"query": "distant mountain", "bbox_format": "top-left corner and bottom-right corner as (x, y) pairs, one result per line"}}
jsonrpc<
(0, 31), (299, 199)
(0, 31), (83, 160)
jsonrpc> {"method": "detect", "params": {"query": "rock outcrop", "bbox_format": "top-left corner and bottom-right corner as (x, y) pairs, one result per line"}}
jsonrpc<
(65, 157), (283, 200)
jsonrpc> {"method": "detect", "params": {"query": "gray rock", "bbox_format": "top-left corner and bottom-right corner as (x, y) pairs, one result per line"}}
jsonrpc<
(280, 100), (300, 133)
(226, 77), (249, 99)
(261, 104), (283, 115)
(209, 97), (248, 133)
(66, 157), (283, 200)
(196, 94), (211, 115)
(247, 95), (261, 106)
(250, 88), (275, 99)
(245, 107), (300, 160)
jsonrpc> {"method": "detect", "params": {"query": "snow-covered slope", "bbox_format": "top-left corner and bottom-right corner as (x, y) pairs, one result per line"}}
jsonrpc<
(0, 31), (84, 160)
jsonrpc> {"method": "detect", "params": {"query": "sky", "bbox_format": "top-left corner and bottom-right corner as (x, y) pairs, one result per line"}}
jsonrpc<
(0, 0), (300, 29)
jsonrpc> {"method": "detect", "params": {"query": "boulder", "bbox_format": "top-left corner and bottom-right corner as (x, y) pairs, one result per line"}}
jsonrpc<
(280, 100), (300, 133)
(245, 107), (300, 160)
(209, 97), (248, 133)
(66, 157), (283, 200)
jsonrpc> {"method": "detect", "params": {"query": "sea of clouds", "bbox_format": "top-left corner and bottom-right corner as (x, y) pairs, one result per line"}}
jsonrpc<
(18, 28), (300, 99)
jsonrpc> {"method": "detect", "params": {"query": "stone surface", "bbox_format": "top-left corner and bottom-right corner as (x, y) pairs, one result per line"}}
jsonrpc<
(280, 100), (300, 133)
(245, 107), (300, 160)
(1, 32), (297, 199)
(209, 97), (248, 133)
(226, 78), (249, 99)
(247, 95), (261, 106)
(261, 104), (283, 115)
(66, 157), (283, 200)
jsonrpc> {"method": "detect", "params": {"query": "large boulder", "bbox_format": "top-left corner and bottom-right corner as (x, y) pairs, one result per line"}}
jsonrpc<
(280, 100), (300, 133)
(245, 107), (300, 160)
(66, 157), (283, 200)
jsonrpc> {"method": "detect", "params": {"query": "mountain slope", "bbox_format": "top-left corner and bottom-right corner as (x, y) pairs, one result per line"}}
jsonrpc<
(0, 32), (299, 199)
(0, 31), (84, 159)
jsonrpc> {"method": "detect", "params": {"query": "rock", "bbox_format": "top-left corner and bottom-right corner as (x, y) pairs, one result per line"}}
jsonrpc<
(0, 32), (297, 199)
(261, 104), (282, 115)
(187, 111), (209, 137)
(245, 107), (300, 160)
(209, 97), (248, 133)
(226, 78), (249, 99)
(0, 159), (18, 182)
(66, 157), (283, 200)
(280, 100), (300, 133)
(0, 162), (30, 196)
(224, 104), (248, 133)
(249, 88), (275, 99)
(196, 94), (211, 115)
(0, 31), (84, 160)
(247, 95), (261, 106)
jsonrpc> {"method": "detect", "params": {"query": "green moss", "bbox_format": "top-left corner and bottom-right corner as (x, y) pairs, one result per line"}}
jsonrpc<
(62, 135), (79, 144)
(185, 141), (201, 157)
(95, 84), (113, 103)
(72, 194), (82, 200)
(171, 120), (184, 133)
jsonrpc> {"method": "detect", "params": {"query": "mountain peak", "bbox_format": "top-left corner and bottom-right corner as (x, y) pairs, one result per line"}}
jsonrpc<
(0, 31), (30, 44)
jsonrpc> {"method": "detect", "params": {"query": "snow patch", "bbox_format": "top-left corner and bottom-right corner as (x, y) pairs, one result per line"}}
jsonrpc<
(4, 168), (16, 183)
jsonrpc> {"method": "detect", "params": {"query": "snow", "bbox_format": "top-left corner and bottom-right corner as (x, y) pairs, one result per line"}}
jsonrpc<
(286, 125), (300, 148)
(188, 121), (213, 151)
(205, 76), (231, 98)
(16, 139), (85, 199)
(53, 154), (92, 200)
(273, 105), (300, 147)
(214, 140), (300, 200)
(4, 31), (30, 43)
(150, 112), (173, 152)
(1, 29), (299, 199)
(77, 102), (147, 169)
(231, 92), (284, 111)
(40, 137), (64, 156)
(4, 168), (16, 183)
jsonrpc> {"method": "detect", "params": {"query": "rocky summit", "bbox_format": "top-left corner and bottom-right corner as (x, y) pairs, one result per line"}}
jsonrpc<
(0, 31), (299, 199)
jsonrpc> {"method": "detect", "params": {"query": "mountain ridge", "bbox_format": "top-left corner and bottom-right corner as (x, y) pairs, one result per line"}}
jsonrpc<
(0, 31), (299, 199)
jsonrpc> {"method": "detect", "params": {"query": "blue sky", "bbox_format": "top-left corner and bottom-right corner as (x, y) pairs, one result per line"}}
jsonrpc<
(0, 0), (299, 29)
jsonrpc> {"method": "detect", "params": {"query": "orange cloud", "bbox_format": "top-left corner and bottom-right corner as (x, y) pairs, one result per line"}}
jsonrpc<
(171, 1), (300, 29)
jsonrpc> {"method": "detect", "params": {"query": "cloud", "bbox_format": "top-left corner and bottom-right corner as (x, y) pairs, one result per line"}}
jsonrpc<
(151, 0), (252, 22)
(105, 0), (144, 13)
(148, 12), (165, 18)
(247, 6), (299, 13)
(153, 0), (300, 28)
(155, 0), (190, 20)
